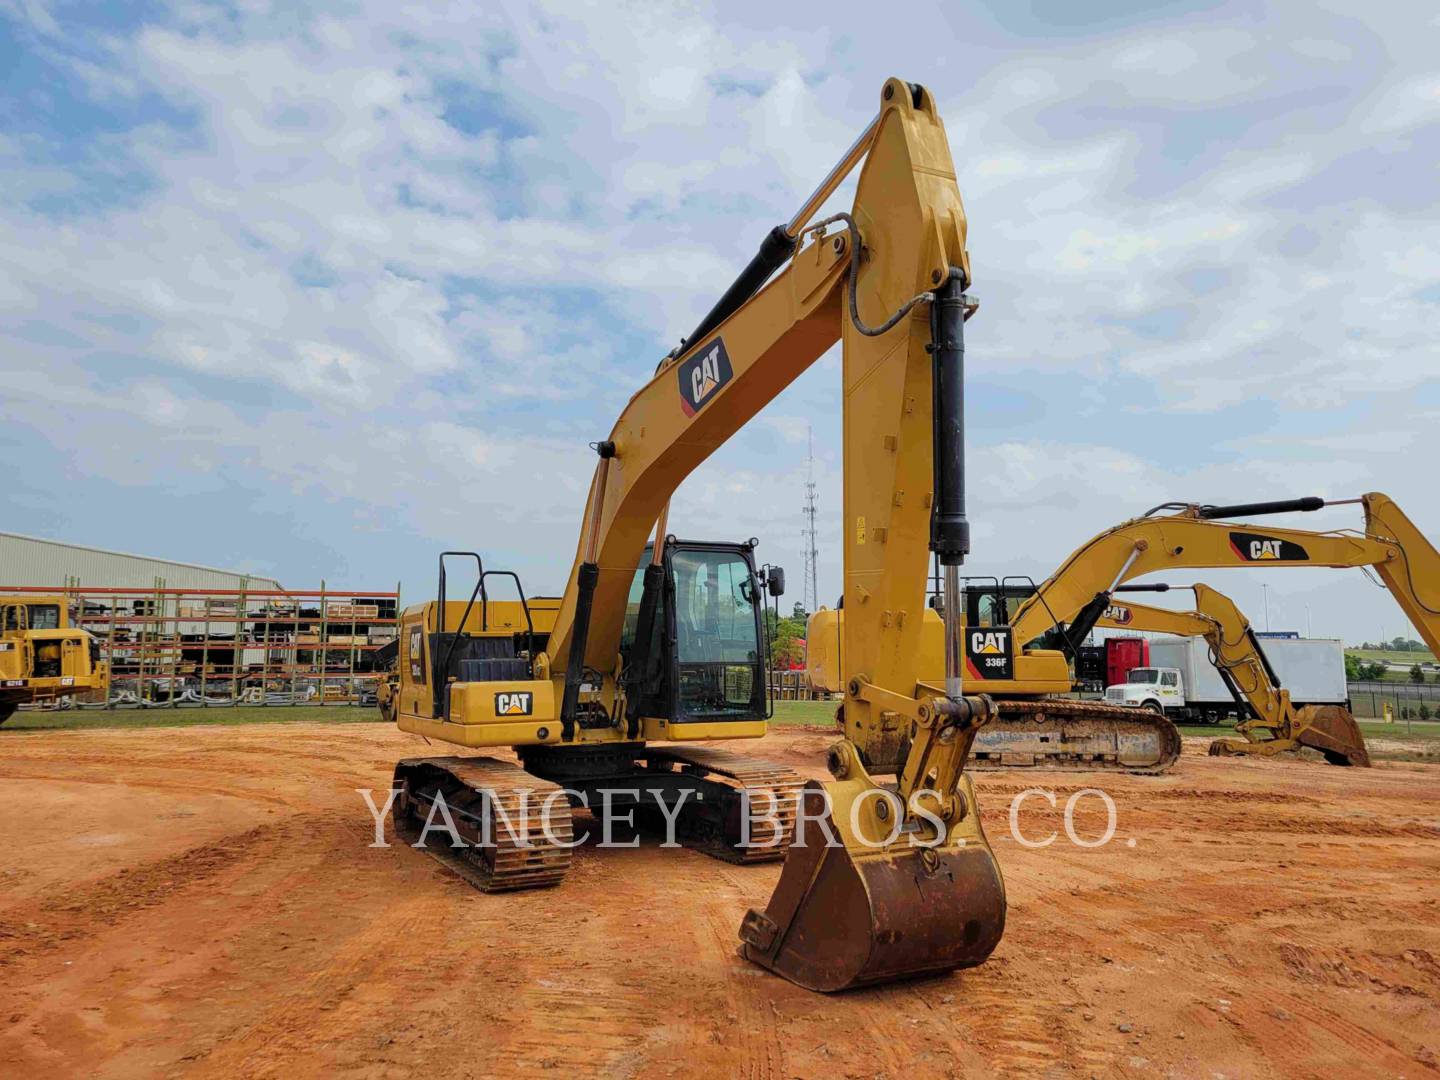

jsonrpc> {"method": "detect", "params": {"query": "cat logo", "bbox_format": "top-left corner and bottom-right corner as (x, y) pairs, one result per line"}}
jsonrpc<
(970, 631), (1007, 654)
(494, 691), (534, 716)
(1103, 604), (1133, 625)
(677, 338), (734, 417)
(964, 627), (1014, 680)
(1228, 531), (1309, 562)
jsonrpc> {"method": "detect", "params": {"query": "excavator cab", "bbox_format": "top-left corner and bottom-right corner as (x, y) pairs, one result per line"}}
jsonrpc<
(417, 539), (774, 733)
(621, 539), (771, 726)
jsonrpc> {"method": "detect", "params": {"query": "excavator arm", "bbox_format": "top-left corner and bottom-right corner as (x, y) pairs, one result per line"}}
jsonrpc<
(511, 78), (1005, 992)
(1097, 585), (1371, 766)
(1010, 495), (1440, 659)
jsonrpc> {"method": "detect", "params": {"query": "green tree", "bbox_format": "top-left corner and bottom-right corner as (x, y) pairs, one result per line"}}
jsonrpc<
(1419, 702), (1432, 721)
(1411, 664), (1425, 684)
(764, 609), (809, 669)
(1346, 654), (1387, 681)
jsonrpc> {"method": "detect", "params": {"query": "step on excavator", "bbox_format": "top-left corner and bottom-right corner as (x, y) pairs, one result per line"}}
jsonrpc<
(810, 493), (1440, 770)
(387, 78), (1006, 991)
(1095, 584), (1370, 766)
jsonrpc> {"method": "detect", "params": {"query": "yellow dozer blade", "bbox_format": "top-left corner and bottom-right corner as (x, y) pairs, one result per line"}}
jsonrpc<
(739, 770), (1006, 992)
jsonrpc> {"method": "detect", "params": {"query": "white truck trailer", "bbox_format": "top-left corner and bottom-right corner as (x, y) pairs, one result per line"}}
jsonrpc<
(1105, 636), (1348, 724)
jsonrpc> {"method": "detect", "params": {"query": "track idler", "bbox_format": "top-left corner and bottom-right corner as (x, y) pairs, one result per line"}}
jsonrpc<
(739, 705), (1006, 992)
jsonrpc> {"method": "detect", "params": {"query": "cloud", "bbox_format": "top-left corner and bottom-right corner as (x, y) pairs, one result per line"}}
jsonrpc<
(0, 0), (1436, 644)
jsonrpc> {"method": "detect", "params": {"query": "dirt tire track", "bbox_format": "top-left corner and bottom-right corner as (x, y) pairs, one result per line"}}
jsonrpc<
(1, 722), (1437, 1077)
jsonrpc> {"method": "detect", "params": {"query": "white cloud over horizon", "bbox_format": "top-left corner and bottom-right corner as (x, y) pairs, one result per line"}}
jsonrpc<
(2, 0), (1438, 644)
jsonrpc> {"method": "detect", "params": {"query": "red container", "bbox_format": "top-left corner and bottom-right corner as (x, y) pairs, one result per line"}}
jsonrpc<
(1105, 637), (1149, 688)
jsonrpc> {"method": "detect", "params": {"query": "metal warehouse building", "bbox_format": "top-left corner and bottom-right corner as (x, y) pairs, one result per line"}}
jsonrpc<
(0, 532), (283, 591)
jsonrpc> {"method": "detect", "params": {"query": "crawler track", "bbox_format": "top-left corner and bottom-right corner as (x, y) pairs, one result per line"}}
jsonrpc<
(969, 698), (1183, 773)
(642, 746), (805, 864)
(391, 756), (575, 891)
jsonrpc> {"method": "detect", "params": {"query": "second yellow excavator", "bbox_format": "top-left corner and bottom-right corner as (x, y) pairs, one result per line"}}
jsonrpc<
(809, 493), (1440, 770)
(1093, 583), (1369, 766)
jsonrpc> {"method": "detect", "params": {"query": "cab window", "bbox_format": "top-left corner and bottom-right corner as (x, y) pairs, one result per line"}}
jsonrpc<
(1161, 671), (1178, 687)
(975, 593), (1003, 627)
(619, 564), (647, 656)
(28, 605), (60, 630)
(671, 549), (759, 664)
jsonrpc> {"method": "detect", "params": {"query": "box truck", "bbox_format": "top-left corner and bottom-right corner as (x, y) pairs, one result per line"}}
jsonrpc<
(1104, 635), (1347, 724)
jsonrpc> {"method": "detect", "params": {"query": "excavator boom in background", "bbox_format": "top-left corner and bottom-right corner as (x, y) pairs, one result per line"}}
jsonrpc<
(1095, 584), (1370, 766)
(811, 493), (1440, 769)
(386, 79), (1007, 992)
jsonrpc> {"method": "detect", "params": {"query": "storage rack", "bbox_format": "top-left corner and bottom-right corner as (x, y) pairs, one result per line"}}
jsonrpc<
(1, 580), (400, 707)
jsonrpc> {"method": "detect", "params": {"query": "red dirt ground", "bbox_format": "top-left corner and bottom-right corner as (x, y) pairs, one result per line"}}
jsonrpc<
(1, 723), (1437, 1078)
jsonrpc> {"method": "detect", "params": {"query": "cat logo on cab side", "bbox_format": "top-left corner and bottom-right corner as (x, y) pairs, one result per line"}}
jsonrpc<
(964, 627), (1015, 680)
(495, 691), (534, 716)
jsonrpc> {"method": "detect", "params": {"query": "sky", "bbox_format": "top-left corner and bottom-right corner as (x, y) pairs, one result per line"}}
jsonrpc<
(2, 0), (1437, 644)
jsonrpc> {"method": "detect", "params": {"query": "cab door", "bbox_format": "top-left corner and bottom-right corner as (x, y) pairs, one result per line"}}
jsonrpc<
(1160, 670), (1185, 707)
(0, 604), (26, 681)
(399, 615), (432, 719)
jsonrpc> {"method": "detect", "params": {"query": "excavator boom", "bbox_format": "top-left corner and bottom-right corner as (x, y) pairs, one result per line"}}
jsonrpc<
(808, 492), (1439, 770)
(1097, 585), (1370, 766)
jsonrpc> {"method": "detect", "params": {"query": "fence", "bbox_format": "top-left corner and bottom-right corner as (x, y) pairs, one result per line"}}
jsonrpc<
(1348, 681), (1440, 720)
(768, 669), (825, 701)
(3, 581), (399, 708)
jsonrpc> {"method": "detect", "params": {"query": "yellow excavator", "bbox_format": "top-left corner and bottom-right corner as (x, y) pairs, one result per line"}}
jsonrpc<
(0, 595), (109, 725)
(387, 77), (1007, 992)
(810, 493), (1439, 769)
(1094, 584), (1369, 766)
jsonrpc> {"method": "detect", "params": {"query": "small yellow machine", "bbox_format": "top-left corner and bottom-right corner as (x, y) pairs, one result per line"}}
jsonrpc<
(389, 78), (1007, 992)
(0, 595), (108, 725)
(810, 493), (1439, 770)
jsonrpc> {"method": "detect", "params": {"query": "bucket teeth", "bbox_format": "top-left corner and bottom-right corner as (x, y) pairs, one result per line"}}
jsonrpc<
(740, 779), (1006, 992)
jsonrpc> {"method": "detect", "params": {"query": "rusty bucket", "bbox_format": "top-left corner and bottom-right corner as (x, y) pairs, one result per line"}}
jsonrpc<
(1294, 705), (1371, 767)
(739, 776), (1006, 992)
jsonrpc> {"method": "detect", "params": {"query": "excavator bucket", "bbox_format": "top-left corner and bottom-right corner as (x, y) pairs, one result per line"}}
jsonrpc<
(739, 775), (1006, 992)
(1294, 705), (1372, 767)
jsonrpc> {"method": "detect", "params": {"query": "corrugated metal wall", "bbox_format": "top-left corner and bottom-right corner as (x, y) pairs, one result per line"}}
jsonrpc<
(0, 533), (282, 591)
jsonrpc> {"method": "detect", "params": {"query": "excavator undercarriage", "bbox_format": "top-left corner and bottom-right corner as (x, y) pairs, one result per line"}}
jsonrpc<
(392, 744), (805, 891)
(970, 697), (1183, 772)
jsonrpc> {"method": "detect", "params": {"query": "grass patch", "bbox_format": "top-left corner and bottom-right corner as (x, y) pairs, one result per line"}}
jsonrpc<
(771, 700), (839, 727)
(3, 704), (384, 733)
(6, 698), (844, 734)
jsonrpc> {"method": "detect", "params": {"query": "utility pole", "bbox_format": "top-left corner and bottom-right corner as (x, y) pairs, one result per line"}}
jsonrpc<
(1261, 583), (1271, 632)
(801, 425), (820, 616)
